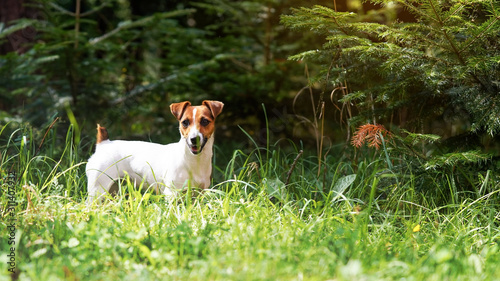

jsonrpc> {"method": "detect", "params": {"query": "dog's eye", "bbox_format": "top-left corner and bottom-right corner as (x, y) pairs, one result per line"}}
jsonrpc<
(181, 119), (190, 128)
(200, 118), (210, 127)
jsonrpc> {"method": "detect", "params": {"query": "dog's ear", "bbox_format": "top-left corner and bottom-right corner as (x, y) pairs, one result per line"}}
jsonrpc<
(170, 101), (191, 120)
(203, 100), (224, 119)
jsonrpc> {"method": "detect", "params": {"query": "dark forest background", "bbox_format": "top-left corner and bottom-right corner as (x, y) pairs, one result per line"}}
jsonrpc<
(1, 0), (499, 168)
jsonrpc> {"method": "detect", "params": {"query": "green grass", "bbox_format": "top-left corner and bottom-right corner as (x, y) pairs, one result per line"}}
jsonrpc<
(1, 124), (499, 280)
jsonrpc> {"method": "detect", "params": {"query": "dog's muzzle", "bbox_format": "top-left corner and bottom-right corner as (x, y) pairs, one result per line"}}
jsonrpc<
(188, 135), (207, 155)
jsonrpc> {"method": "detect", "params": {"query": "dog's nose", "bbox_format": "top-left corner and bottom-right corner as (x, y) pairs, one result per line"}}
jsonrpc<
(190, 136), (201, 146)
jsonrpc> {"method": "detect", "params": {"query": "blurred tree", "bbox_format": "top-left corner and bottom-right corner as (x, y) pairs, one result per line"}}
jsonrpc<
(0, 0), (326, 144)
(1, 0), (437, 148)
(1, 0), (196, 136)
(0, 0), (37, 54)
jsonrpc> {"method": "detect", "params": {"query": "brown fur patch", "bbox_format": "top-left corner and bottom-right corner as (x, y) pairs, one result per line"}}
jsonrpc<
(96, 124), (109, 144)
(202, 100), (224, 119)
(170, 101), (191, 121)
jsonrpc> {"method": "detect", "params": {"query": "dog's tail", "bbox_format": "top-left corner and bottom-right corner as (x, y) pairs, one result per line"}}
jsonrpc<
(96, 124), (109, 144)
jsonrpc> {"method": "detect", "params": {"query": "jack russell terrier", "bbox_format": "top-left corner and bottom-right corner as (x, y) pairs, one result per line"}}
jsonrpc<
(86, 100), (224, 203)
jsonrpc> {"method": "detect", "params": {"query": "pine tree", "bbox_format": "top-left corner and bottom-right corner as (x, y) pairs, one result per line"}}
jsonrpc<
(282, 0), (500, 135)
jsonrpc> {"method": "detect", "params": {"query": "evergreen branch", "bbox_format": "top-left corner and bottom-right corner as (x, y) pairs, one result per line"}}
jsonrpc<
(458, 15), (500, 54)
(284, 1), (500, 134)
(325, 11), (351, 36)
(340, 42), (450, 68)
(424, 151), (491, 170)
(381, 23), (451, 51)
(288, 50), (322, 61)
(442, 3), (466, 23)
(89, 10), (194, 45)
(426, 0), (465, 63)
(425, 0), (488, 90)
(339, 91), (366, 103)
(0, 19), (37, 40)
(281, 6), (356, 35)
(401, 130), (441, 146)
(49, 1), (111, 17)
(393, 0), (439, 23)
(111, 54), (231, 105)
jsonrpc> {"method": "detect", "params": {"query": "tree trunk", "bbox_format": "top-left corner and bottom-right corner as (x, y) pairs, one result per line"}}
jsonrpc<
(0, 0), (36, 54)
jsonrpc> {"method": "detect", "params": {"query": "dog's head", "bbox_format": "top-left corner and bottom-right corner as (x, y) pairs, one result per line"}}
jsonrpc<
(170, 100), (224, 155)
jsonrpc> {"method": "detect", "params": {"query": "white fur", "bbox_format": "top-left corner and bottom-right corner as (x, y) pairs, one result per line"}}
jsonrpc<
(187, 108), (204, 148)
(85, 130), (214, 203)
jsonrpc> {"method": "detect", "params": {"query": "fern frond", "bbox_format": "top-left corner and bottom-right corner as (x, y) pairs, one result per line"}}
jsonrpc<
(352, 124), (393, 150)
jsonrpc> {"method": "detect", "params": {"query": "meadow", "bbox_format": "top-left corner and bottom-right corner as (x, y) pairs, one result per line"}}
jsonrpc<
(1, 0), (499, 279)
(1, 124), (499, 280)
